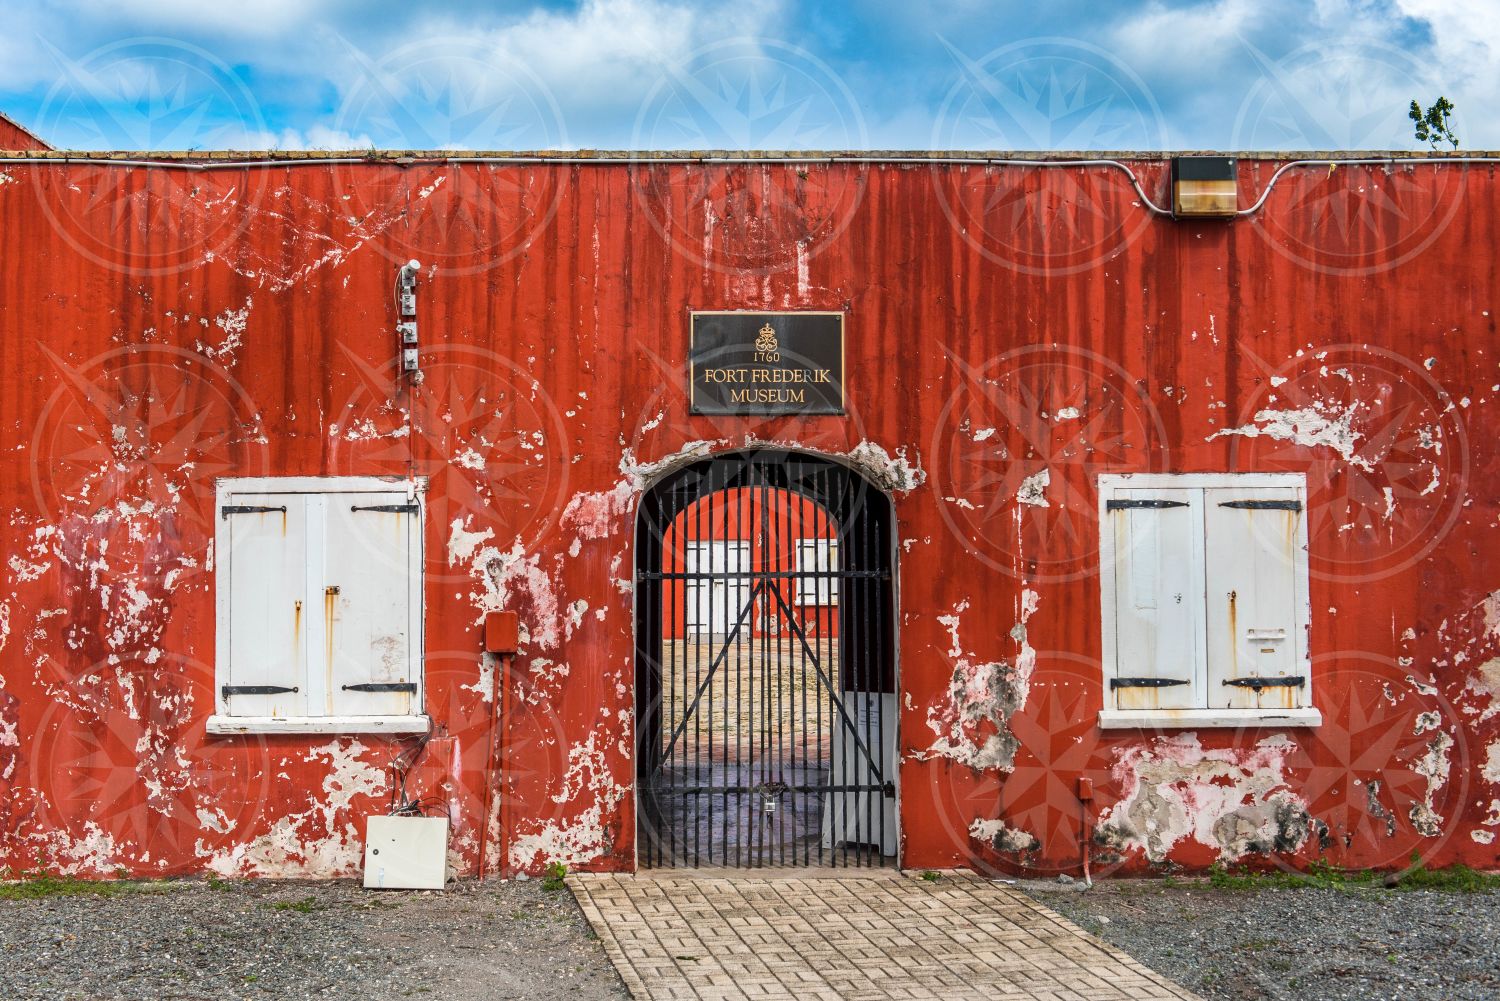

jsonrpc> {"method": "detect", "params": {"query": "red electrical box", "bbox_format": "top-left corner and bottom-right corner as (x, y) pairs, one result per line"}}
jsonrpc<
(1077, 778), (1094, 801)
(484, 611), (520, 655)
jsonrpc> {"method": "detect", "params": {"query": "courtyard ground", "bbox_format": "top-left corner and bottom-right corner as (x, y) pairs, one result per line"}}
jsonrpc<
(0, 869), (1495, 1000)
(0, 875), (627, 1001)
(1022, 873), (1500, 1001)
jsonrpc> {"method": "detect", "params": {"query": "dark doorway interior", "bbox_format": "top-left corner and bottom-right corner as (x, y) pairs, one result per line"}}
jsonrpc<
(634, 450), (897, 867)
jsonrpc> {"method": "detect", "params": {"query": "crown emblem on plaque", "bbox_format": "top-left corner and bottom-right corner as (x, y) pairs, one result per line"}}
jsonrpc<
(754, 322), (778, 353)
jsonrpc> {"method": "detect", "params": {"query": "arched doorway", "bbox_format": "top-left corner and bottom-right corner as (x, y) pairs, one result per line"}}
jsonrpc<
(634, 449), (897, 867)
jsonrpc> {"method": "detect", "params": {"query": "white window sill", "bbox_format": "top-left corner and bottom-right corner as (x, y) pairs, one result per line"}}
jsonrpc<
(1098, 708), (1322, 730)
(206, 714), (430, 736)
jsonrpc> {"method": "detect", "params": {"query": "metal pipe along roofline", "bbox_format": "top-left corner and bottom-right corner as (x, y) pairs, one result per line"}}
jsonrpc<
(1, 153), (1499, 218)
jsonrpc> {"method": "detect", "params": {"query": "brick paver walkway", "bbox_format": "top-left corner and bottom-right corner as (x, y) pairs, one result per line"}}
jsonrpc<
(573, 870), (1201, 1001)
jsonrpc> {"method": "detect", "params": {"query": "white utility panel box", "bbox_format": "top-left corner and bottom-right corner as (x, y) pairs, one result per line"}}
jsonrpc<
(363, 815), (449, 890)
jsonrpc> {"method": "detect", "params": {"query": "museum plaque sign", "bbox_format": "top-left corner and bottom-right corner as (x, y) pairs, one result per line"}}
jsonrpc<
(689, 311), (845, 416)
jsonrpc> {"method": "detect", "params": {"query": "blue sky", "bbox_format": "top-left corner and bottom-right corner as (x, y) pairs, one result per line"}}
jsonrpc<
(0, 0), (1494, 151)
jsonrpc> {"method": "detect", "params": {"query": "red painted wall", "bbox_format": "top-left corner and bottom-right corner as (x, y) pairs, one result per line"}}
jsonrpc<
(0, 154), (1497, 879)
(0, 114), (49, 151)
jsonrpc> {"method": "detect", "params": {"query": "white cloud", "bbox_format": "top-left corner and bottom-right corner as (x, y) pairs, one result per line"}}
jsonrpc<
(1101, 0), (1500, 147)
(229, 125), (374, 150)
(1393, 0), (1500, 139)
(316, 0), (794, 147)
(58, 0), (344, 37)
(1111, 0), (1263, 79)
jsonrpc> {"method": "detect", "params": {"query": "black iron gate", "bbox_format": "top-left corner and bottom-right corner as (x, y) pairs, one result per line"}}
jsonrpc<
(635, 450), (897, 867)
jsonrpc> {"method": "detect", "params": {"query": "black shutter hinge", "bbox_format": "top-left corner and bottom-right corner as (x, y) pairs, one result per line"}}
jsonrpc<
(341, 682), (418, 693)
(1106, 499), (1189, 511)
(1224, 676), (1305, 691)
(1110, 677), (1191, 689)
(221, 505), (287, 519)
(1219, 500), (1302, 511)
(350, 503), (420, 514)
(222, 684), (298, 698)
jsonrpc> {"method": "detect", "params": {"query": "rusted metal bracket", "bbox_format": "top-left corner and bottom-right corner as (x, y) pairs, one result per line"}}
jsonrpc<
(1110, 677), (1190, 688)
(1105, 499), (1188, 510)
(1224, 676), (1305, 690)
(220, 505), (287, 519)
(341, 682), (418, 693)
(1219, 499), (1302, 511)
(350, 503), (419, 514)
(221, 684), (298, 698)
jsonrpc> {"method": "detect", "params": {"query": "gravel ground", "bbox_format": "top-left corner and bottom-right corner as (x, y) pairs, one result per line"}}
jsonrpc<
(1022, 878), (1500, 1001)
(0, 878), (628, 1001)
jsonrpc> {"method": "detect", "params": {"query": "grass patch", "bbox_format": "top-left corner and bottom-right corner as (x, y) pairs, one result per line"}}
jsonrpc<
(1395, 861), (1500, 892)
(0, 866), (162, 901)
(1206, 856), (1500, 893)
(271, 896), (322, 913)
(919, 870), (942, 882)
(542, 861), (568, 892)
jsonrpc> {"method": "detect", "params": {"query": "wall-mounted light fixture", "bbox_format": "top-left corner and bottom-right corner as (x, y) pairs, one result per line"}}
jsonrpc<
(397, 259), (423, 383)
(1172, 156), (1238, 219)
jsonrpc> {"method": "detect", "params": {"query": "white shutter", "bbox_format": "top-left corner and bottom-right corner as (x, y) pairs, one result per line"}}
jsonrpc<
(323, 493), (420, 717)
(687, 541), (751, 637)
(796, 539), (839, 605)
(1104, 488), (1205, 711)
(1204, 487), (1305, 710)
(223, 494), (308, 719)
(685, 542), (712, 636)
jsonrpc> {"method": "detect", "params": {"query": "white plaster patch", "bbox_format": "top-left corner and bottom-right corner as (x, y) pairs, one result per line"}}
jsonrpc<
(463, 653), (497, 704)
(1483, 741), (1500, 786)
(1481, 590), (1500, 640)
(561, 479), (636, 542)
(968, 817), (1039, 853)
(450, 530), (564, 648)
(199, 740), (387, 878)
(1017, 469), (1050, 508)
(914, 591), (1038, 772)
(1407, 731), (1454, 837)
(446, 517), (495, 566)
(1207, 402), (1372, 470)
(198, 296), (253, 364)
(1464, 658), (1500, 723)
(507, 732), (627, 870)
(843, 440), (925, 492)
(1096, 734), (1311, 863)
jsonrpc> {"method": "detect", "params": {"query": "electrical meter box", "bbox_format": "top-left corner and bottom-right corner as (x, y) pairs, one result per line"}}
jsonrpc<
(363, 815), (450, 890)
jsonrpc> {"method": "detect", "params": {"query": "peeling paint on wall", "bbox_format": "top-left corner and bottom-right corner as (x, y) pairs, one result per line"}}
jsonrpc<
(1208, 402), (1371, 470)
(914, 590), (1038, 772)
(507, 732), (626, 870)
(1407, 732), (1454, 838)
(969, 817), (1040, 854)
(1096, 734), (1313, 863)
(199, 740), (386, 878)
(1016, 469), (1050, 507)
